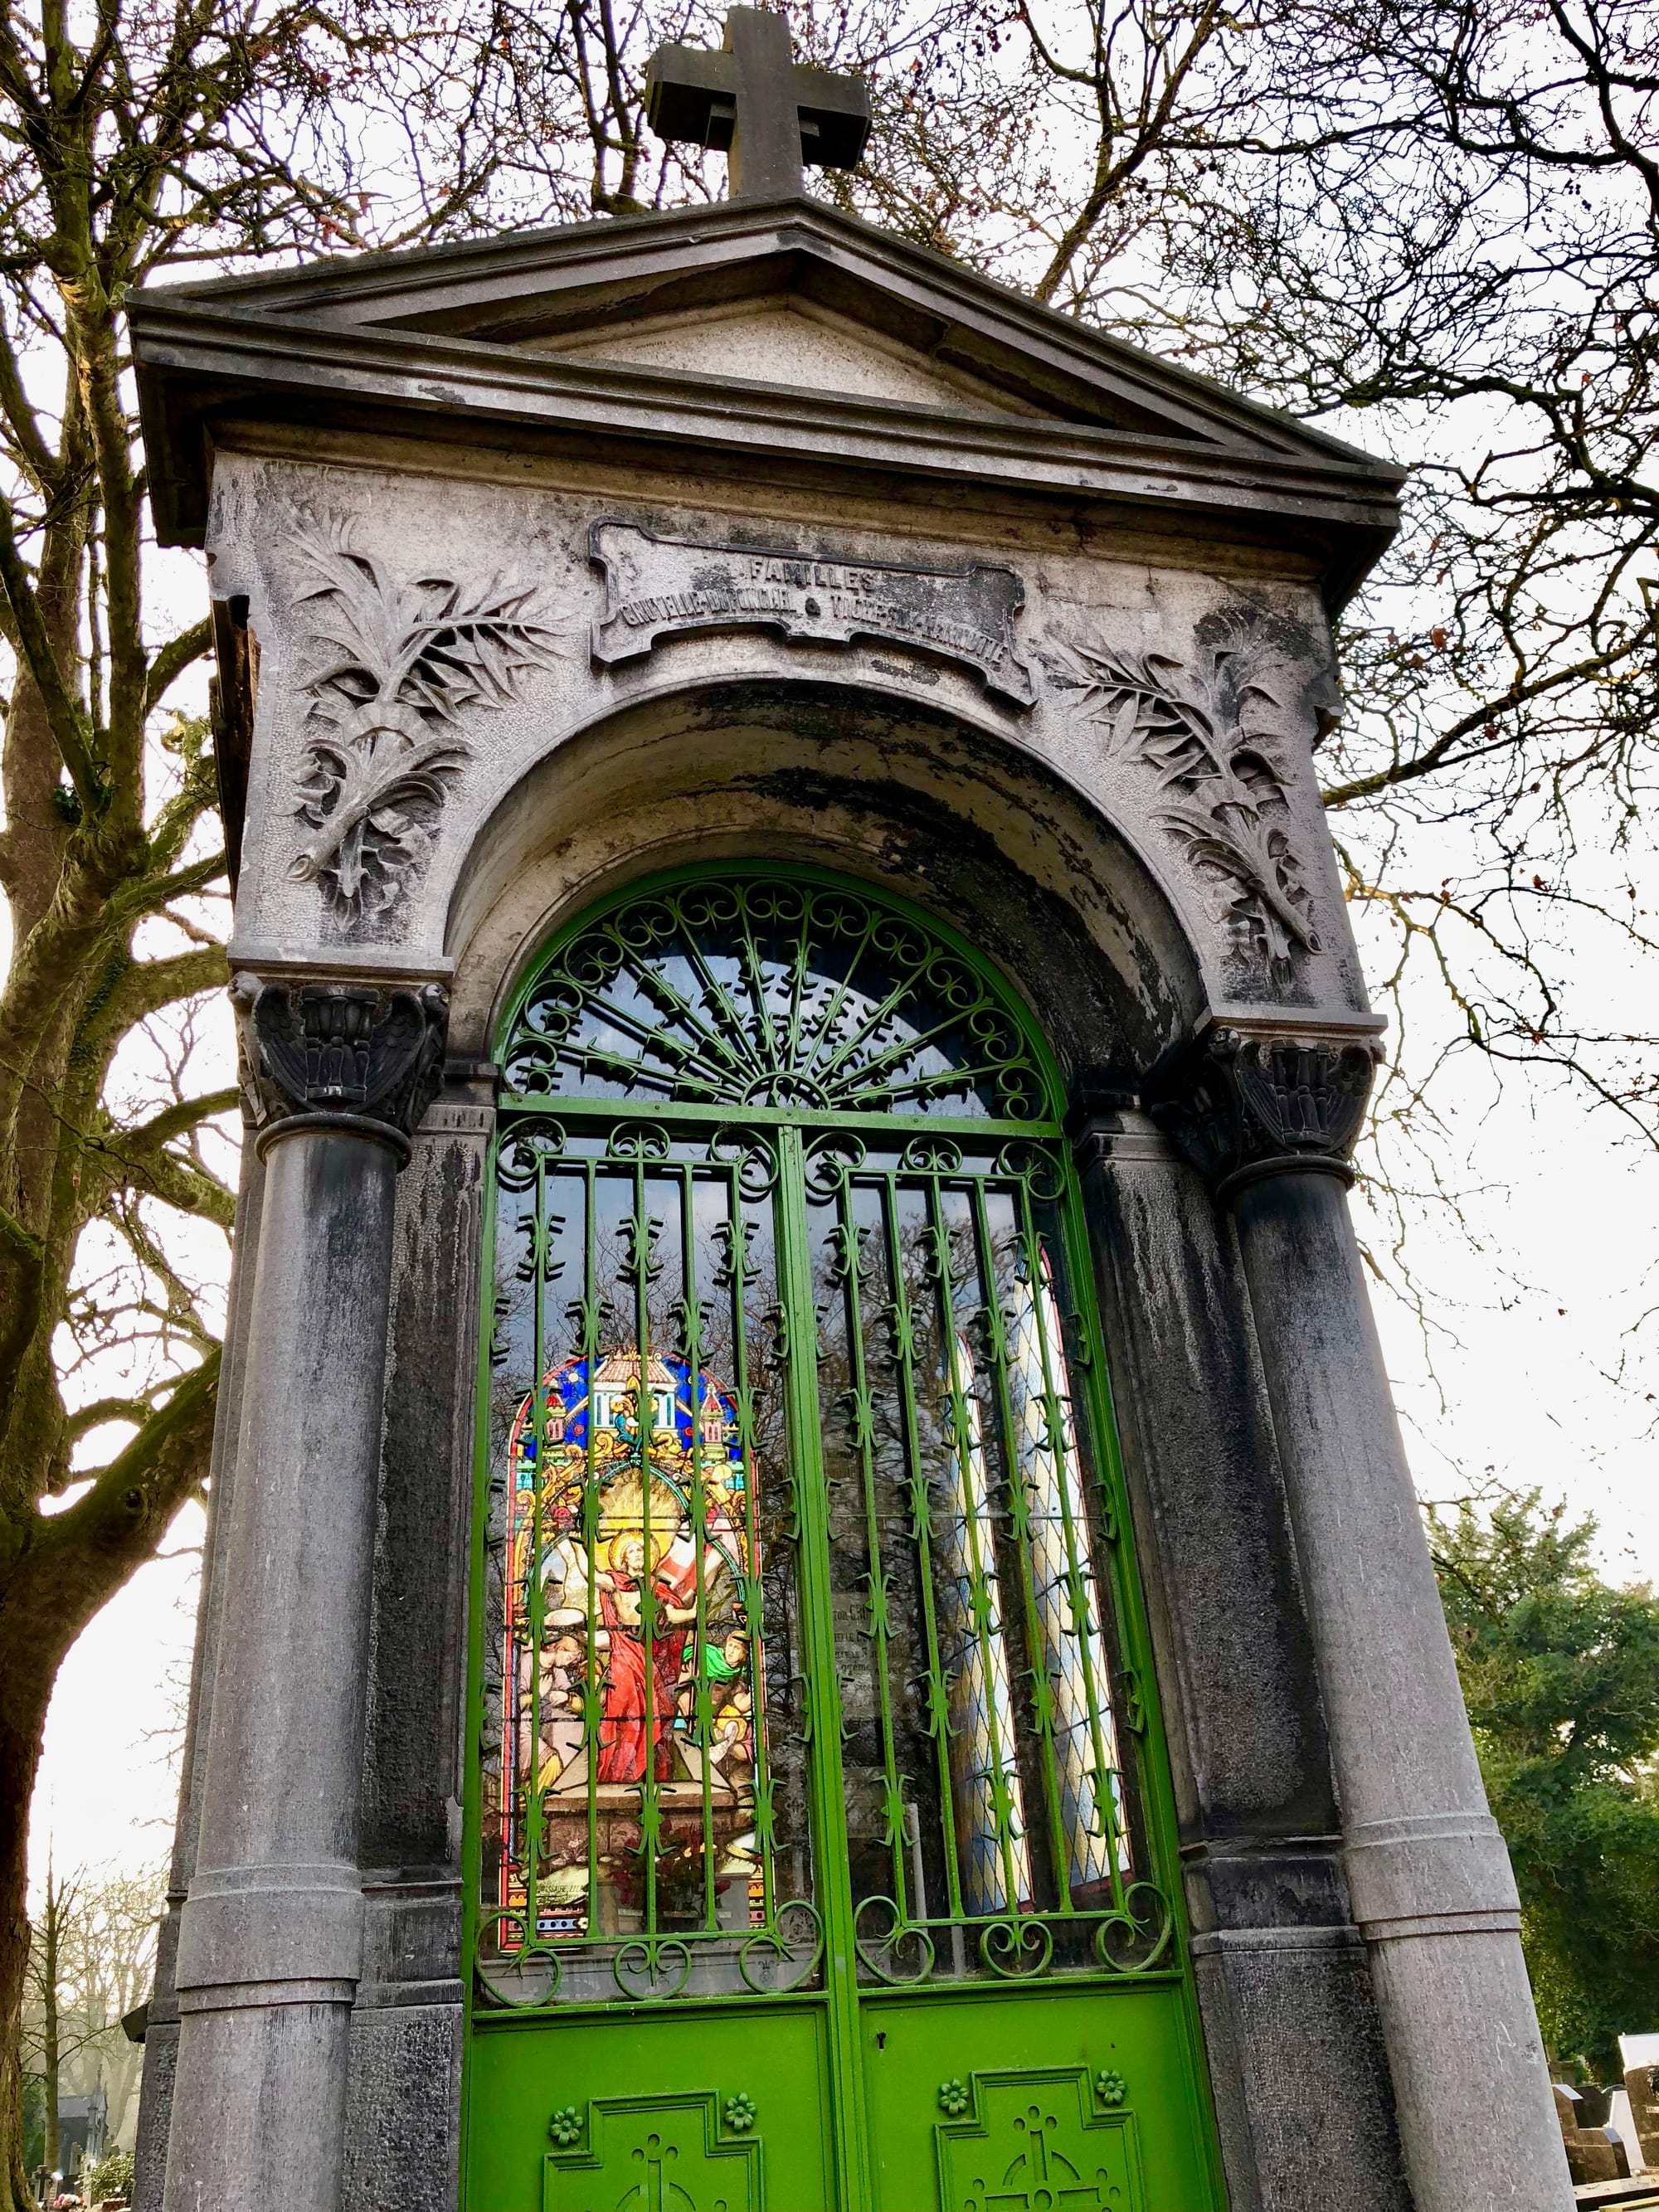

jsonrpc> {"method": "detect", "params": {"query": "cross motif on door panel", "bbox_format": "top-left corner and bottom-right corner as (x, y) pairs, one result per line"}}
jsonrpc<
(544, 2093), (762, 2212)
(974, 2105), (1105, 2211)
(622, 2132), (692, 2212)
(934, 2069), (1141, 2212)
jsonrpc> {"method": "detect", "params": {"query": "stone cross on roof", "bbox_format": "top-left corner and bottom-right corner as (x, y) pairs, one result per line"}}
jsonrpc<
(645, 7), (872, 201)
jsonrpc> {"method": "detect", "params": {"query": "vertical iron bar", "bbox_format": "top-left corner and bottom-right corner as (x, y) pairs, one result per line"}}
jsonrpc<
(722, 1158), (776, 1930)
(835, 1174), (909, 1923)
(581, 1162), (601, 1928)
(968, 1175), (1072, 1909)
(879, 1173), (966, 1923)
(927, 1176), (1023, 1915)
(679, 1162), (718, 1934)
(776, 1124), (871, 2212)
(523, 1155), (550, 1948)
(1014, 1173), (1127, 1905)
(632, 1149), (659, 1942)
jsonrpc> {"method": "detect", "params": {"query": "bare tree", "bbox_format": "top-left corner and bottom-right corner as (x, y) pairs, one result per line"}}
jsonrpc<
(997, 0), (1659, 1192)
(0, 8), (538, 2202)
(22, 1865), (160, 2172)
(2, 0), (1656, 2201)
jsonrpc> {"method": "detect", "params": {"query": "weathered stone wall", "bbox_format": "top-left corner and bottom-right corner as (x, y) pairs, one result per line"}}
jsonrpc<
(206, 442), (1371, 1047)
(134, 395), (1567, 2212)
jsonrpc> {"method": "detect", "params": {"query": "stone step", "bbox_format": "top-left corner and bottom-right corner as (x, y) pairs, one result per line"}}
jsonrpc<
(1574, 2176), (1659, 2207)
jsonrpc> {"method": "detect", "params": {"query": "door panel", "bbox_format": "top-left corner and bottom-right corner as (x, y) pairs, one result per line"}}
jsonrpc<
(465, 871), (1221, 2212)
(861, 1985), (1214, 2212)
(467, 2005), (834, 2211)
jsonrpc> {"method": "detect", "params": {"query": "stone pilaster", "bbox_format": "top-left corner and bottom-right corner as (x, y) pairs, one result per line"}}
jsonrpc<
(1068, 1088), (1408, 2210)
(1146, 1026), (1572, 2212)
(1070, 1092), (1407, 2212)
(161, 976), (448, 2212)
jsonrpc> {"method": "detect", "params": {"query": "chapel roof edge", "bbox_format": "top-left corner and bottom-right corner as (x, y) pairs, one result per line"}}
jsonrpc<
(129, 190), (1404, 591)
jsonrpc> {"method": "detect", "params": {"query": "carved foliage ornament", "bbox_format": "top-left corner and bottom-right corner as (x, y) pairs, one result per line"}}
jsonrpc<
(1048, 634), (1316, 985)
(234, 975), (450, 1150)
(1146, 1028), (1383, 1198)
(284, 522), (564, 925)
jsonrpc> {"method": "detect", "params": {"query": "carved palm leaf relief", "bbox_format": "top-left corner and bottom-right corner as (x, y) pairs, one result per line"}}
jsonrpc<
(1047, 638), (1318, 983)
(285, 522), (566, 924)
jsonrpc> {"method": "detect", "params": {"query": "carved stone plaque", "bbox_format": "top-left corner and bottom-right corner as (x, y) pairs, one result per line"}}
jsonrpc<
(589, 520), (1035, 707)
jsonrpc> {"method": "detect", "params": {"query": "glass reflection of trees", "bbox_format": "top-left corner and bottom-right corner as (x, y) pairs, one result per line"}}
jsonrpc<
(812, 1139), (1141, 1982)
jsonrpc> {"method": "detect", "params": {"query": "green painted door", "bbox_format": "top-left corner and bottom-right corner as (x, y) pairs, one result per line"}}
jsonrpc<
(464, 868), (1224, 2212)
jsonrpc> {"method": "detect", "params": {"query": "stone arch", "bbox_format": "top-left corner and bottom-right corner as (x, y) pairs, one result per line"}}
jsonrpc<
(443, 675), (1206, 1087)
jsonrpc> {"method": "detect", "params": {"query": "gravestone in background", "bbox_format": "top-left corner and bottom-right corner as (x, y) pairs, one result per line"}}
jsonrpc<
(1627, 2067), (1659, 2171)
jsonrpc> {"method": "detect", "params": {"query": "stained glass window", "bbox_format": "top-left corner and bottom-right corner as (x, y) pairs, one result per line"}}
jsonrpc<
(475, 873), (1168, 2016)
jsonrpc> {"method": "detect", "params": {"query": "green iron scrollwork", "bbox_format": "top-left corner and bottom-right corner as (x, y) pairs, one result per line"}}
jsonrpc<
(474, 868), (1177, 2027)
(501, 875), (1052, 1122)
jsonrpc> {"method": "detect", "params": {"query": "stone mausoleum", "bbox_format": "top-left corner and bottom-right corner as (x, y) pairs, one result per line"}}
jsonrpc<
(127, 15), (1573, 2210)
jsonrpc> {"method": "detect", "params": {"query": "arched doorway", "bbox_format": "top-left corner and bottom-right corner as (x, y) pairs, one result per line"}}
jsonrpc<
(463, 864), (1223, 2212)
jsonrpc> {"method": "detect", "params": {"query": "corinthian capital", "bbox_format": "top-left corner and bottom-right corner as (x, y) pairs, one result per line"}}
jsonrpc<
(1146, 1027), (1383, 1202)
(232, 973), (450, 1159)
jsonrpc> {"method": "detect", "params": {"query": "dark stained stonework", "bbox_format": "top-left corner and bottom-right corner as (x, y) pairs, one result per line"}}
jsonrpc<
(341, 2004), (465, 2212)
(360, 1104), (488, 1874)
(1145, 1025), (1382, 1202)
(1071, 1106), (1410, 2210)
(236, 975), (450, 1155)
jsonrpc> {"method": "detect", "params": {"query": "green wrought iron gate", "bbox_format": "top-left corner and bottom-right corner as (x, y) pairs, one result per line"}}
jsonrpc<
(463, 868), (1224, 2212)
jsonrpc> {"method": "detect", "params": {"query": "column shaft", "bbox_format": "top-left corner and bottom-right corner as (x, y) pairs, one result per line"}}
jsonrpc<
(1231, 1167), (1570, 2212)
(1074, 1110), (1408, 2209)
(162, 1125), (400, 2212)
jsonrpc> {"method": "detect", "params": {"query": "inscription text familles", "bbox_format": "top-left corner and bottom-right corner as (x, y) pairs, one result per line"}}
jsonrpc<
(589, 521), (1035, 708)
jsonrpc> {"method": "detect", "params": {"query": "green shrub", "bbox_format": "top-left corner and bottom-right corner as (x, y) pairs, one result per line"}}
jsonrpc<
(81, 2148), (135, 2205)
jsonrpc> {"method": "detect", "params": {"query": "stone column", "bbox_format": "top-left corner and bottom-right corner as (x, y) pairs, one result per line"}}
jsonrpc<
(1150, 1027), (1572, 2212)
(162, 975), (447, 2212)
(1070, 1093), (1408, 2211)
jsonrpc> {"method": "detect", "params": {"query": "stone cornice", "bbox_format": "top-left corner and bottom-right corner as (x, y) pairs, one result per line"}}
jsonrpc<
(134, 303), (1403, 568)
(133, 299), (1403, 564)
(131, 192), (1403, 601)
(131, 196), (1400, 472)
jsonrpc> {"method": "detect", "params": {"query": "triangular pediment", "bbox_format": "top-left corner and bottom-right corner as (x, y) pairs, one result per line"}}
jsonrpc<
(522, 295), (1038, 419)
(129, 194), (1403, 581)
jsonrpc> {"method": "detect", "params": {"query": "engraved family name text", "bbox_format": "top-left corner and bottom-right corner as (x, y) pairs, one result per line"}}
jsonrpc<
(588, 521), (1034, 707)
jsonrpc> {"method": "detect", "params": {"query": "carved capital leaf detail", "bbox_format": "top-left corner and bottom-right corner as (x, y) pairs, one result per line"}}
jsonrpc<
(283, 519), (566, 926)
(1048, 633), (1317, 985)
(1146, 1027), (1383, 1198)
(233, 973), (450, 1151)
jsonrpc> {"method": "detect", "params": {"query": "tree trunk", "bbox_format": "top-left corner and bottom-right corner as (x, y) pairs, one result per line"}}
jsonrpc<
(40, 1872), (56, 2190)
(1, 1356), (219, 2198)
(2, 1661), (51, 2212)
